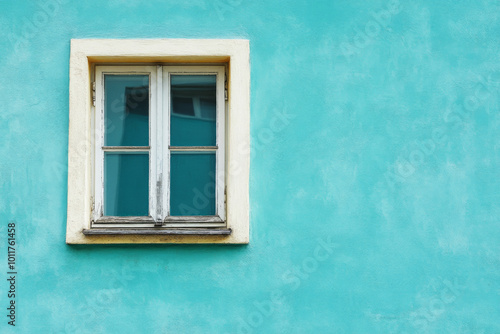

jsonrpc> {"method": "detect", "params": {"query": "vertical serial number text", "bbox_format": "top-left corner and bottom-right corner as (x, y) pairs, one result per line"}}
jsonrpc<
(7, 221), (16, 326)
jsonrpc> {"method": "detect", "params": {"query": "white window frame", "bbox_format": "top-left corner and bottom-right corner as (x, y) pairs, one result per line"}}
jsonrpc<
(66, 39), (250, 244)
(93, 65), (226, 228)
(163, 66), (226, 225)
(93, 66), (158, 224)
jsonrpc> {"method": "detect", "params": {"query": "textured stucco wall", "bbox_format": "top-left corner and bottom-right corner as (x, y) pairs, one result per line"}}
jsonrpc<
(1, 0), (499, 333)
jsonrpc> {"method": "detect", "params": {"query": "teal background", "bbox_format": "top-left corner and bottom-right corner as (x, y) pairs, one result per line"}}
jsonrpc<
(1, 0), (499, 333)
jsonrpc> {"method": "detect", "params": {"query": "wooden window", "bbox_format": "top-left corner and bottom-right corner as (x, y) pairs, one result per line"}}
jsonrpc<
(91, 65), (226, 229)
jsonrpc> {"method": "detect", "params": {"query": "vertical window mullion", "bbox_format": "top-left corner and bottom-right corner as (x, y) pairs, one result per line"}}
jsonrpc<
(154, 65), (163, 224)
(162, 68), (171, 218)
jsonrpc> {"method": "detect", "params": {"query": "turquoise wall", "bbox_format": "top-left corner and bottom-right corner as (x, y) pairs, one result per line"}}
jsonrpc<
(1, 0), (499, 333)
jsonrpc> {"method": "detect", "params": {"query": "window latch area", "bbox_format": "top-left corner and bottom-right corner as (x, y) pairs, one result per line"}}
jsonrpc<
(92, 81), (96, 107)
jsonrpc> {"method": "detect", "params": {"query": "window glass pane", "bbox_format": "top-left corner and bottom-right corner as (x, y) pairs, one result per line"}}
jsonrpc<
(170, 152), (216, 216)
(170, 75), (216, 146)
(105, 75), (149, 146)
(104, 153), (149, 216)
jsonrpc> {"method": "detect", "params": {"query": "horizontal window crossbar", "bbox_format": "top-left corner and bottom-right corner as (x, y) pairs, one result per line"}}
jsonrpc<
(83, 228), (232, 235)
(169, 146), (218, 151)
(102, 146), (150, 151)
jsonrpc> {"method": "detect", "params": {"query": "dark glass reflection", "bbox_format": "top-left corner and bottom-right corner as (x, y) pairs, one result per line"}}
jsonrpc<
(104, 153), (149, 216)
(105, 75), (149, 146)
(170, 152), (216, 216)
(170, 75), (216, 146)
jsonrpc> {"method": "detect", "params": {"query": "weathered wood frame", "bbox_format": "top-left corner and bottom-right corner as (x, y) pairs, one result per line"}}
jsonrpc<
(94, 66), (157, 223)
(67, 39), (250, 244)
(163, 66), (226, 224)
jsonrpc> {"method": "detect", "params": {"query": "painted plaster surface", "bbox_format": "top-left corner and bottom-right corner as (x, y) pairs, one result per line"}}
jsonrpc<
(1, 0), (499, 332)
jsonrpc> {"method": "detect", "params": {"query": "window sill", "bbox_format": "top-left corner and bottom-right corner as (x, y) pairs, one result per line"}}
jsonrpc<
(82, 228), (232, 235)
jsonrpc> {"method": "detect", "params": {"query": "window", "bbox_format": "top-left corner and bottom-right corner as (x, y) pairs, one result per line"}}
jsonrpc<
(93, 65), (226, 227)
(66, 39), (249, 244)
